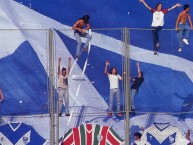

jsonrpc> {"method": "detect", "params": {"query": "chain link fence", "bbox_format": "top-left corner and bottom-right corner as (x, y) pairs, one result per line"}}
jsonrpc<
(54, 28), (126, 144)
(0, 29), (49, 144)
(0, 28), (192, 144)
(129, 28), (193, 144)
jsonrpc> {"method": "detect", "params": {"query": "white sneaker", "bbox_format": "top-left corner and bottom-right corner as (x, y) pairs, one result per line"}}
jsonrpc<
(156, 42), (160, 48)
(178, 48), (182, 52)
(183, 38), (189, 45)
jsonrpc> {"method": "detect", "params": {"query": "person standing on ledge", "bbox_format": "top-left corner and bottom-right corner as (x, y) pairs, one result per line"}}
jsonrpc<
(139, 0), (181, 55)
(130, 62), (144, 112)
(104, 60), (125, 117)
(58, 57), (71, 117)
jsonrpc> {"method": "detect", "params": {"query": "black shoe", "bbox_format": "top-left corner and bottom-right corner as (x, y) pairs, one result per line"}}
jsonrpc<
(131, 109), (135, 112)
(65, 114), (70, 116)
(76, 56), (80, 60)
(130, 109), (136, 114)
(59, 113), (62, 117)
(154, 52), (157, 55)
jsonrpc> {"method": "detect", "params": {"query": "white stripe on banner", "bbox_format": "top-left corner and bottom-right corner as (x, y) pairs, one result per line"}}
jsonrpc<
(67, 29), (92, 126)
(69, 59), (78, 76)
(82, 29), (92, 76)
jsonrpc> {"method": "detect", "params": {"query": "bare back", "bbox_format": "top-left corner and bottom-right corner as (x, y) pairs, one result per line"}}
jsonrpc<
(179, 11), (189, 24)
(73, 20), (87, 29)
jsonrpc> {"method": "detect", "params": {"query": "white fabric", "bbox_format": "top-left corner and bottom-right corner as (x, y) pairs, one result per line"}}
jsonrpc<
(108, 74), (122, 89)
(151, 11), (165, 27)
(137, 123), (190, 145)
(0, 132), (13, 145)
(0, 130), (31, 145)
(131, 140), (144, 145)
(16, 131), (31, 145)
(67, 30), (92, 126)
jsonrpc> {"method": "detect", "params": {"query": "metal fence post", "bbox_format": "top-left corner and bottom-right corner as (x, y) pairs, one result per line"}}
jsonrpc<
(124, 27), (130, 145)
(49, 28), (55, 145)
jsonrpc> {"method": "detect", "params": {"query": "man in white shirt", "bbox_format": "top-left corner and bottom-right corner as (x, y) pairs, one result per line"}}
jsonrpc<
(139, 0), (181, 55)
(104, 60), (125, 117)
(58, 57), (71, 116)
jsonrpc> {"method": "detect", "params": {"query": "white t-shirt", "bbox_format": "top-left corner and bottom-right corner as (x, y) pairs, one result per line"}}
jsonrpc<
(108, 74), (122, 89)
(150, 8), (168, 27)
(58, 74), (68, 89)
(131, 140), (144, 145)
(136, 122), (190, 145)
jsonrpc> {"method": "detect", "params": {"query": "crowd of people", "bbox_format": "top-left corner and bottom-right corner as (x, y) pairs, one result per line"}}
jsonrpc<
(58, 2), (192, 118)
(57, 55), (144, 117)
(57, 13), (145, 117)
(45, 1), (193, 145)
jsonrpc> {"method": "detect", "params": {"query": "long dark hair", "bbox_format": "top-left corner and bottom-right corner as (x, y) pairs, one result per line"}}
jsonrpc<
(79, 15), (90, 24)
(156, 3), (162, 9)
(134, 132), (142, 139)
(109, 67), (118, 75)
(62, 67), (66, 71)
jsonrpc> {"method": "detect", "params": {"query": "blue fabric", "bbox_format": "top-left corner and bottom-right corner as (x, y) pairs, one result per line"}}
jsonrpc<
(56, 30), (193, 113)
(147, 132), (176, 145)
(9, 1), (193, 116)
(0, 123), (46, 144)
(177, 23), (191, 48)
(0, 41), (48, 115)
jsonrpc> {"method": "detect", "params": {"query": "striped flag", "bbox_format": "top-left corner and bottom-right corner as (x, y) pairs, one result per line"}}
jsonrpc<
(62, 124), (124, 145)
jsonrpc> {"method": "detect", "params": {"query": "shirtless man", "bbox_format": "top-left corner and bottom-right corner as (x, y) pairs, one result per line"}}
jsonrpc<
(176, 4), (193, 52)
(72, 15), (92, 59)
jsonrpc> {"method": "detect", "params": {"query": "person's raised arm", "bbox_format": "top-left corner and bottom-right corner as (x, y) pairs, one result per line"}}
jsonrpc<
(0, 89), (4, 103)
(168, 3), (181, 11)
(120, 72), (126, 81)
(188, 14), (193, 29)
(137, 62), (142, 77)
(72, 20), (82, 32)
(67, 57), (72, 75)
(58, 57), (61, 76)
(104, 60), (110, 76)
(139, 0), (151, 11)
(175, 13), (182, 30)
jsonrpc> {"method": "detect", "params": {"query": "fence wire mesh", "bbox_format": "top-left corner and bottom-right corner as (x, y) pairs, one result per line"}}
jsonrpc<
(0, 28), (192, 145)
(54, 28), (126, 144)
(0, 29), (49, 144)
(129, 28), (193, 144)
